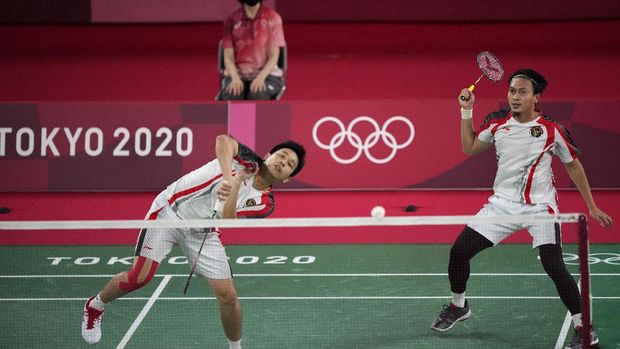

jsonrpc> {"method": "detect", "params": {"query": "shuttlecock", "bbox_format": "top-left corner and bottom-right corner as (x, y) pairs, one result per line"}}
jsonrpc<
(371, 206), (385, 218)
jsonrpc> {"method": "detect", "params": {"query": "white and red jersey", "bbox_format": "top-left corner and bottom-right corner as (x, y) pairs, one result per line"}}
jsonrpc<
(222, 5), (285, 80)
(478, 110), (580, 206)
(147, 143), (274, 220)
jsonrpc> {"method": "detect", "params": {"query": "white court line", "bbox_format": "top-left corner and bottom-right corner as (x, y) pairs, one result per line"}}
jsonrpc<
(554, 279), (581, 349)
(2, 295), (620, 302)
(1, 272), (619, 278)
(116, 275), (171, 349)
(555, 311), (573, 349)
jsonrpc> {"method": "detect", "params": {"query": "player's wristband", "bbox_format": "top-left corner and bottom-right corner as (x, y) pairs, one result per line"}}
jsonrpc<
(460, 108), (473, 120)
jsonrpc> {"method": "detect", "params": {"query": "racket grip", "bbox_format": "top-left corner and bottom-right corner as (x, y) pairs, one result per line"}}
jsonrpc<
(459, 84), (476, 101)
(214, 199), (224, 213)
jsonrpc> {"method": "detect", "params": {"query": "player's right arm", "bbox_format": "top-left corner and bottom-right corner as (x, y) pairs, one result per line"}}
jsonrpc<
(215, 135), (238, 208)
(458, 88), (492, 155)
(215, 134), (238, 183)
(215, 135), (262, 219)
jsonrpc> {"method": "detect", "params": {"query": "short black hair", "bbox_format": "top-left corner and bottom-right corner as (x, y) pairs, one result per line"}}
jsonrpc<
(508, 68), (548, 95)
(270, 141), (306, 177)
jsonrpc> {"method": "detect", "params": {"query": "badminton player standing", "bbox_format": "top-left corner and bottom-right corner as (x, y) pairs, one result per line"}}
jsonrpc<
(430, 68), (612, 348)
(82, 135), (305, 349)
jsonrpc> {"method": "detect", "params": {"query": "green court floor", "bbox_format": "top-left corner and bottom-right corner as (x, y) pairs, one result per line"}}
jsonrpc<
(1, 244), (618, 348)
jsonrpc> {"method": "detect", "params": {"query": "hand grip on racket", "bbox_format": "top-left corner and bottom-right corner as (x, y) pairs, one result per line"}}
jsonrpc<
(183, 198), (225, 294)
(460, 83), (478, 102)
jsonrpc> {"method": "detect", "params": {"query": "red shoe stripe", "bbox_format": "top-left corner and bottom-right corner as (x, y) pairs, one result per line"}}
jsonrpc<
(84, 297), (104, 329)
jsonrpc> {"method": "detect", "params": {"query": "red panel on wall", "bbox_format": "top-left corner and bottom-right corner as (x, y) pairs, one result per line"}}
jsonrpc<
(0, 102), (227, 191)
(277, 0), (620, 22)
(1, 99), (619, 191)
(263, 99), (620, 190)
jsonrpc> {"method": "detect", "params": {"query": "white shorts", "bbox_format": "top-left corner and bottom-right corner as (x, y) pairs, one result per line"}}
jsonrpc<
(468, 195), (561, 248)
(135, 205), (232, 280)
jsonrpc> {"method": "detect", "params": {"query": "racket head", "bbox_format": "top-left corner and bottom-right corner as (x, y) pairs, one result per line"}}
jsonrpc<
(476, 51), (504, 82)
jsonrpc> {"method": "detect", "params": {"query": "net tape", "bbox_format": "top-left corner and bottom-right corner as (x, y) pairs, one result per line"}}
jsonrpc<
(0, 213), (582, 230)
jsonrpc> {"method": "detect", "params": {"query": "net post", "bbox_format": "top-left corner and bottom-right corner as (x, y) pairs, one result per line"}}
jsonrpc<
(578, 214), (591, 349)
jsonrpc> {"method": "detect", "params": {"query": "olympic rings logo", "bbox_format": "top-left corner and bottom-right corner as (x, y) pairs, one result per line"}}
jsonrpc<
(562, 253), (620, 265)
(312, 116), (415, 164)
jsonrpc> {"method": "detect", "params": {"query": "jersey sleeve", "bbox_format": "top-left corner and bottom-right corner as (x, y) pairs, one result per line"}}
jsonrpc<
(478, 126), (495, 143)
(268, 11), (286, 49)
(553, 123), (581, 163)
(477, 110), (508, 143)
(222, 13), (235, 49)
(233, 142), (262, 171)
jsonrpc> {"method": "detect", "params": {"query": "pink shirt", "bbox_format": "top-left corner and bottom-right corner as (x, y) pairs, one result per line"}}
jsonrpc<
(222, 5), (285, 80)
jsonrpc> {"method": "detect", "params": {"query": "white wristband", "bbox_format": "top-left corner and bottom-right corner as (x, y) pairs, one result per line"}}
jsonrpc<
(460, 108), (473, 120)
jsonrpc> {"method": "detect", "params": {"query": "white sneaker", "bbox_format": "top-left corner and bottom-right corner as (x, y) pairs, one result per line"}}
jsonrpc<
(81, 296), (104, 344)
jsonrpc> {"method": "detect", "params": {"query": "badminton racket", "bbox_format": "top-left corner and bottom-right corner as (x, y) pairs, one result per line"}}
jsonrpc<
(460, 51), (504, 101)
(183, 198), (224, 294)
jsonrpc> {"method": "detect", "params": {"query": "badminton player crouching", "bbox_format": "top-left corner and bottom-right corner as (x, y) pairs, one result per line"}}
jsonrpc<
(82, 135), (306, 349)
(430, 69), (612, 349)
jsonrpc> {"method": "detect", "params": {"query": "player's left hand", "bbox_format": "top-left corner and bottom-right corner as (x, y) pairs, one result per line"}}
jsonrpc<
(590, 207), (613, 228)
(216, 180), (232, 202)
(236, 163), (259, 182)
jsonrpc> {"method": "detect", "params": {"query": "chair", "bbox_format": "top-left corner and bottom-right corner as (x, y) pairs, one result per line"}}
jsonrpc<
(216, 40), (287, 100)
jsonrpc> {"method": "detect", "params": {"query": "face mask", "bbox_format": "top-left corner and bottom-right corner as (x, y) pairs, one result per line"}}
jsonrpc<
(242, 0), (260, 6)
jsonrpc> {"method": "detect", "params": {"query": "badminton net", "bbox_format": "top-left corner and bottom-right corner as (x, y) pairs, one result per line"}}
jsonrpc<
(0, 214), (594, 349)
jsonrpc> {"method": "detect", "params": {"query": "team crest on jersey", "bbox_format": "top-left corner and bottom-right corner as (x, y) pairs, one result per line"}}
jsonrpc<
(530, 126), (543, 138)
(245, 198), (256, 207)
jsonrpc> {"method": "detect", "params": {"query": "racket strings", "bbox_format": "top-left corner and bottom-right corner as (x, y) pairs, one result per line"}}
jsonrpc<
(477, 52), (504, 82)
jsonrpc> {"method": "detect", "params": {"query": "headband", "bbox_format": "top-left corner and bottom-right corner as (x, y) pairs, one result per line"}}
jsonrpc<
(512, 74), (538, 86)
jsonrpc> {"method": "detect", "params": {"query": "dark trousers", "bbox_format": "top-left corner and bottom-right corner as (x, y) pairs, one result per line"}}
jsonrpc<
(219, 75), (284, 100)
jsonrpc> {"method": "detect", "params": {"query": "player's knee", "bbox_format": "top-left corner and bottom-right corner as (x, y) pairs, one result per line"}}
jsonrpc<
(449, 244), (469, 263)
(538, 244), (566, 279)
(215, 287), (238, 306)
(119, 256), (159, 292)
(451, 226), (491, 262)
